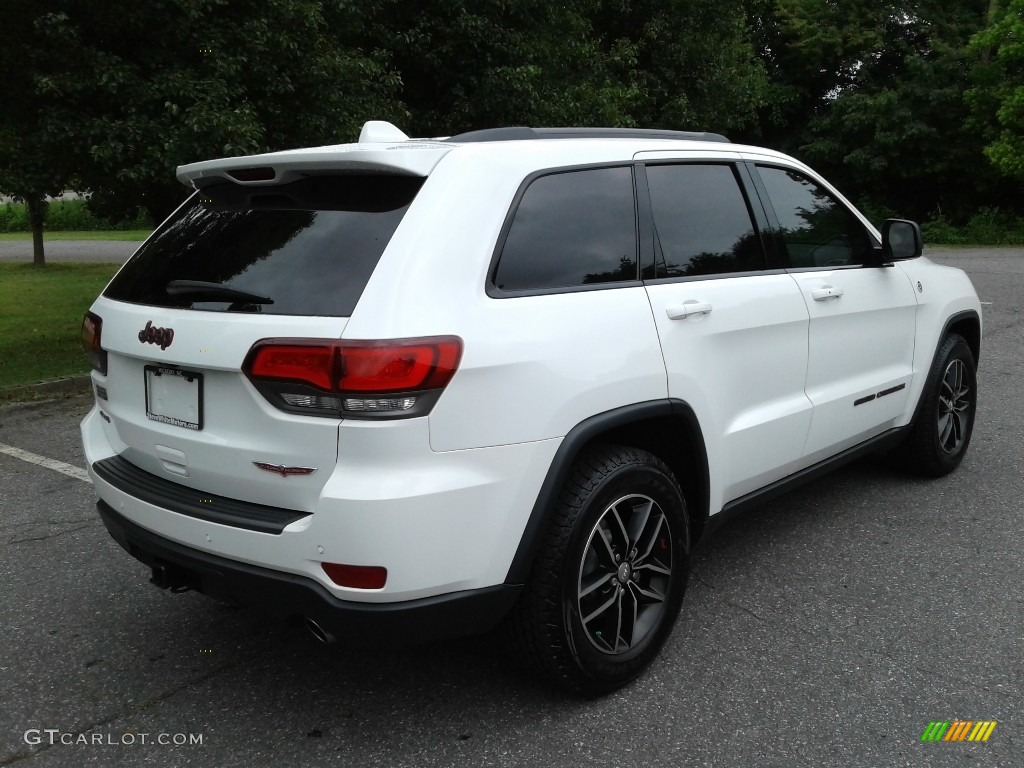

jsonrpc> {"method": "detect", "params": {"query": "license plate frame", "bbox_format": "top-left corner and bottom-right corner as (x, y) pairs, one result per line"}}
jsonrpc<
(144, 365), (204, 431)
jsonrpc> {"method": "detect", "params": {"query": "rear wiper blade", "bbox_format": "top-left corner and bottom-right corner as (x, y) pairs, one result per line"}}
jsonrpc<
(165, 280), (273, 305)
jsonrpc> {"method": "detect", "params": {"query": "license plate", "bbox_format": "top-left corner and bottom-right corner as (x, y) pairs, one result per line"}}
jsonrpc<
(145, 366), (203, 430)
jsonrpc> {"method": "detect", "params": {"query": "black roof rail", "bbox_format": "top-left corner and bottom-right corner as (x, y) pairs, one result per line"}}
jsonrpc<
(444, 127), (731, 144)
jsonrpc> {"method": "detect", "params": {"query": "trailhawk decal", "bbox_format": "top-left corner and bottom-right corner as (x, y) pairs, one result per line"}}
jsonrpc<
(252, 462), (318, 478)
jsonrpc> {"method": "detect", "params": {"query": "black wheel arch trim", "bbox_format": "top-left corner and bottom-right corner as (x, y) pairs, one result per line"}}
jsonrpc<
(503, 399), (709, 585)
(937, 309), (981, 367)
(907, 310), (981, 428)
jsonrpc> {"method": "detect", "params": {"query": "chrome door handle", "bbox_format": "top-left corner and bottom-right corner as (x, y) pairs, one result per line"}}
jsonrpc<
(811, 286), (844, 301)
(666, 301), (713, 320)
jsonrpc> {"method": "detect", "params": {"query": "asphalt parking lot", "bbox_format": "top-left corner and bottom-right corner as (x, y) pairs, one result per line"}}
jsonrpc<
(1, 248), (1021, 767)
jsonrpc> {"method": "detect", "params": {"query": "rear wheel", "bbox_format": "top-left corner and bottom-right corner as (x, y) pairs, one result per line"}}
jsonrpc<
(895, 334), (977, 476)
(508, 445), (690, 696)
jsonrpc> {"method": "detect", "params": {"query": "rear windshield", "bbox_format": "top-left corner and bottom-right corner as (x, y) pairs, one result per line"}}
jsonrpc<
(104, 175), (423, 316)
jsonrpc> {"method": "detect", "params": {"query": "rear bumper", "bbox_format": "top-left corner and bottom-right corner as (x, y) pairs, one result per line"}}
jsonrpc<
(96, 500), (521, 645)
(82, 405), (560, 599)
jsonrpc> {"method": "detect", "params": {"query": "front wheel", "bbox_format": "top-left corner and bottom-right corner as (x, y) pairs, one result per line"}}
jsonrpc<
(895, 333), (978, 476)
(507, 445), (690, 696)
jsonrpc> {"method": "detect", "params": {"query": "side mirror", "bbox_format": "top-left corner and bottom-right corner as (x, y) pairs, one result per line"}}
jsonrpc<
(881, 219), (922, 261)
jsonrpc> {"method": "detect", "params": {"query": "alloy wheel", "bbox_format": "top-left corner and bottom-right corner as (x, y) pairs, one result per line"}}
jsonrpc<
(937, 358), (971, 454)
(577, 494), (674, 655)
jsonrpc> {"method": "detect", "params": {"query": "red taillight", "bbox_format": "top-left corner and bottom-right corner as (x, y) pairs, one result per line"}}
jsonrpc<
(340, 340), (461, 392)
(81, 312), (107, 375)
(243, 336), (462, 418)
(247, 344), (337, 390)
(321, 563), (387, 590)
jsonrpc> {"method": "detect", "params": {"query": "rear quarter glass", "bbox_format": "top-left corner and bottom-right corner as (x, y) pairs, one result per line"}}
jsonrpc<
(103, 175), (424, 317)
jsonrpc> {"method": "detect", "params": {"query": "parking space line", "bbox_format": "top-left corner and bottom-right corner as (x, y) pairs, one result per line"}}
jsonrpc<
(0, 441), (92, 483)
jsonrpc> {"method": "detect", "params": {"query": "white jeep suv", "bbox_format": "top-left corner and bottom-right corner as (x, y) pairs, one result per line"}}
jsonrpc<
(81, 121), (981, 694)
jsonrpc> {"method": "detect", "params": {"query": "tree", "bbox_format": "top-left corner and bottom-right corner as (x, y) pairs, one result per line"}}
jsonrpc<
(360, 0), (638, 135)
(800, 4), (997, 220)
(11, 1), (401, 228)
(365, 0), (768, 136)
(743, 0), (1004, 221)
(970, 0), (1024, 179)
(591, 0), (769, 132)
(0, 2), (82, 266)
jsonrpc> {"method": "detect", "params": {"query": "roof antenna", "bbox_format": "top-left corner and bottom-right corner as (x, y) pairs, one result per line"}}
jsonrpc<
(359, 121), (410, 144)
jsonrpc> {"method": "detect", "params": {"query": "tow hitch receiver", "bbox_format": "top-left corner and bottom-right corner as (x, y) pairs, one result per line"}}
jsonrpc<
(150, 563), (195, 593)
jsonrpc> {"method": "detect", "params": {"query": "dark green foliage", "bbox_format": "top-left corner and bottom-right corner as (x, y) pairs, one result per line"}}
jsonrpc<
(28, 1), (401, 224)
(739, 0), (1024, 223)
(362, 0), (766, 135)
(968, 0), (1024, 179)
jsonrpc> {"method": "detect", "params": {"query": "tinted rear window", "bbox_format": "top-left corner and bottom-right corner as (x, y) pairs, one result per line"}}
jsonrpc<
(104, 175), (423, 316)
(493, 166), (637, 292)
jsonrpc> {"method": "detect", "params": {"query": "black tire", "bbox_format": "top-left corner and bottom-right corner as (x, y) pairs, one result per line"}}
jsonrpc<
(507, 444), (690, 696)
(895, 333), (977, 477)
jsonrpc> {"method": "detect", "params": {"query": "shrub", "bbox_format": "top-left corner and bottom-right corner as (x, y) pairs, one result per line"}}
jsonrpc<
(0, 202), (30, 233)
(921, 213), (967, 245)
(0, 198), (152, 232)
(964, 208), (1024, 245)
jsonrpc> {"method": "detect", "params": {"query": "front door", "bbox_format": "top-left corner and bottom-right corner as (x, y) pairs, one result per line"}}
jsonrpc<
(752, 164), (919, 463)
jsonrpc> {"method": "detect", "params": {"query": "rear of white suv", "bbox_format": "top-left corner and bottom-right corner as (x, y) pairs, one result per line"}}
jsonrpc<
(80, 139), (544, 641)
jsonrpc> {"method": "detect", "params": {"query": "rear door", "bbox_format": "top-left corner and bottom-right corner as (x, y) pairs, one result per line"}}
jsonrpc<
(90, 174), (423, 511)
(636, 158), (813, 508)
(750, 162), (918, 462)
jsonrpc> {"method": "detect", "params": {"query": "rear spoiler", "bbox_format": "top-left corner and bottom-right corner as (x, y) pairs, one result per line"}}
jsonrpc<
(177, 146), (453, 189)
(176, 122), (452, 189)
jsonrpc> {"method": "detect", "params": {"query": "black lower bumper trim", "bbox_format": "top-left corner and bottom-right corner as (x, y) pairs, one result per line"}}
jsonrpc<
(92, 455), (309, 534)
(96, 500), (521, 645)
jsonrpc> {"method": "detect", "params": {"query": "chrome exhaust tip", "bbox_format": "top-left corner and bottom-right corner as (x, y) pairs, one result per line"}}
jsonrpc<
(304, 617), (336, 645)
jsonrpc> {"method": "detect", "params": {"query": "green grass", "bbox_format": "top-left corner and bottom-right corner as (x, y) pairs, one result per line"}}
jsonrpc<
(0, 230), (151, 242)
(0, 263), (121, 389)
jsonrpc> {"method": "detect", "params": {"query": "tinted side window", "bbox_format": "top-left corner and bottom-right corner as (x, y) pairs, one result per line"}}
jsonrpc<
(757, 166), (871, 268)
(494, 167), (637, 291)
(645, 163), (764, 278)
(104, 175), (422, 317)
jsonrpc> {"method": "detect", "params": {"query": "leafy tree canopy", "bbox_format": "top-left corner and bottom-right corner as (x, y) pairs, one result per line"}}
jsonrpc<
(4, 0), (401, 224)
(970, 0), (1024, 179)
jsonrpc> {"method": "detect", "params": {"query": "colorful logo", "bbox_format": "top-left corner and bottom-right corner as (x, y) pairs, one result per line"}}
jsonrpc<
(921, 721), (997, 742)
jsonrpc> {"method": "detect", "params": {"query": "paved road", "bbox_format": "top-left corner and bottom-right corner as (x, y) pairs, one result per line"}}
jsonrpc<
(0, 240), (142, 264)
(1, 249), (1021, 767)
